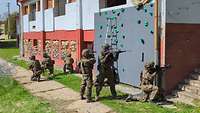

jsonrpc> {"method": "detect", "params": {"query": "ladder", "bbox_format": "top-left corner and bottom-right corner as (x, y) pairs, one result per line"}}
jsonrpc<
(105, 17), (120, 83)
(105, 17), (118, 51)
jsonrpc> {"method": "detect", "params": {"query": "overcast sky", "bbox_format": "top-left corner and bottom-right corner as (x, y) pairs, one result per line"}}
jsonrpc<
(0, 0), (18, 20)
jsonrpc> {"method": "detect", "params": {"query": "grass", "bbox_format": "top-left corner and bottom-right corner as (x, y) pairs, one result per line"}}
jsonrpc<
(0, 76), (55, 113)
(1, 40), (200, 113)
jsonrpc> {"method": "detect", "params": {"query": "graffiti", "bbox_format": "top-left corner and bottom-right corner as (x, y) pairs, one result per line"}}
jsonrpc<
(70, 41), (77, 52)
(45, 40), (51, 56)
(37, 40), (42, 56)
(52, 40), (59, 59)
(61, 40), (69, 60)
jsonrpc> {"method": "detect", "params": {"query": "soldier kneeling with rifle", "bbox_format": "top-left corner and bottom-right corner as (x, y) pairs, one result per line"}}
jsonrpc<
(29, 55), (43, 82)
(126, 62), (170, 102)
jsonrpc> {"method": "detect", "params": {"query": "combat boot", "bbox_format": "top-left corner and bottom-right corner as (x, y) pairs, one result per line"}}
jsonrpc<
(80, 95), (86, 100)
(95, 96), (99, 101)
(86, 99), (93, 103)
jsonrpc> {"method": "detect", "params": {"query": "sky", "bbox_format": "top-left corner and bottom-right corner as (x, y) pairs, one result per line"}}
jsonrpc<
(0, 0), (18, 20)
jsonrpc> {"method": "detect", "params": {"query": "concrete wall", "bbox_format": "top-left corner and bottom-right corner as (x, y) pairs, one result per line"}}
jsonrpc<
(44, 8), (54, 31)
(54, 3), (77, 30)
(23, 15), (29, 32)
(166, 0), (200, 23)
(29, 21), (37, 32)
(36, 11), (43, 31)
(82, 0), (99, 30)
(95, 3), (155, 86)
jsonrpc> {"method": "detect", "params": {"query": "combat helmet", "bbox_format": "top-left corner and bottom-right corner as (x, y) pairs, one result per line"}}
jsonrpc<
(102, 43), (111, 51)
(144, 62), (155, 69)
(82, 49), (90, 58)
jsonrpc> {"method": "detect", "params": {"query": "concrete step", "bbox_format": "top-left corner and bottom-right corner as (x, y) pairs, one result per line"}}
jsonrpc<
(177, 91), (200, 102)
(184, 85), (200, 96)
(190, 73), (200, 80)
(177, 91), (200, 104)
(188, 80), (200, 88)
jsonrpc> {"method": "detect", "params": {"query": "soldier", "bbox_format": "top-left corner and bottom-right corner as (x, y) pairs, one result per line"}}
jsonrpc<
(95, 44), (120, 101)
(29, 55), (42, 82)
(63, 52), (74, 74)
(79, 49), (96, 103)
(125, 63), (170, 102)
(41, 53), (54, 78)
(139, 62), (159, 102)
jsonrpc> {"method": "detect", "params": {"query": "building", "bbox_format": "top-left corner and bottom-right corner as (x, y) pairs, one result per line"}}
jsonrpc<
(17, 0), (200, 95)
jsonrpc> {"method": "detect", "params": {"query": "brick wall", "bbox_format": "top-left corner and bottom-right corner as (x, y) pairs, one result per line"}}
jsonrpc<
(164, 23), (200, 94)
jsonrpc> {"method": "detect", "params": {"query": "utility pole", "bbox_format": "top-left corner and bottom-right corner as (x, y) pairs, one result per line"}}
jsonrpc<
(7, 2), (10, 39)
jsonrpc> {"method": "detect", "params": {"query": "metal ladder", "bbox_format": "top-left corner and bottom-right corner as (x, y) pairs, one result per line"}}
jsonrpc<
(105, 17), (120, 83)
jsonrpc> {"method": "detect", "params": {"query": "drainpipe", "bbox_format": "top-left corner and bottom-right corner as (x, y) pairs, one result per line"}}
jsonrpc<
(154, 0), (159, 66)
(17, 1), (24, 57)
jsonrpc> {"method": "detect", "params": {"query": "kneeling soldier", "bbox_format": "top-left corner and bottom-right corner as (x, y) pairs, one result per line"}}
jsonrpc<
(29, 55), (42, 82)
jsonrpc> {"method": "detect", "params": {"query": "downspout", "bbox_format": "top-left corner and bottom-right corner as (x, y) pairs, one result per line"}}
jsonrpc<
(17, 1), (24, 57)
(154, 0), (159, 66)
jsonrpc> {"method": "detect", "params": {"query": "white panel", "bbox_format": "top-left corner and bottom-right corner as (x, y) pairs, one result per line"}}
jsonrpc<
(44, 8), (54, 31)
(36, 11), (43, 31)
(95, 4), (155, 86)
(167, 0), (200, 23)
(82, 0), (99, 30)
(54, 3), (77, 30)
(23, 15), (29, 32)
(29, 21), (37, 32)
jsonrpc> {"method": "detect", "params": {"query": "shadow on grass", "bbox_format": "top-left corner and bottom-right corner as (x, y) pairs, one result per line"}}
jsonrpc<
(0, 40), (17, 48)
(99, 94), (129, 101)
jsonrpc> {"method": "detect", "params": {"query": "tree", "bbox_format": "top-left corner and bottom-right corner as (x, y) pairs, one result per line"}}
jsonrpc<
(4, 12), (18, 39)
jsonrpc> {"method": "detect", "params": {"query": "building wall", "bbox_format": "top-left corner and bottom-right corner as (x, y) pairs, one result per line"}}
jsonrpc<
(164, 0), (200, 94)
(166, 0), (200, 24)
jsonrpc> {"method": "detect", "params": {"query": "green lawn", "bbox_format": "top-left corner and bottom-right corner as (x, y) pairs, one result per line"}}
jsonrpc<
(0, 76), (55, 113)
(1, 40), (200, 113)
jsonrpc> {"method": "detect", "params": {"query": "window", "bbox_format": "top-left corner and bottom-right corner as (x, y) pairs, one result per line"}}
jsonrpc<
(54, 0), (66, 16)
(29, 3), (36, 21)
(100, 0), (126, 8)
(36, 1), (40, 11)
(46, 0), (53, 9)
(23, 6), (28, 15)
(68, 0), (76, 3)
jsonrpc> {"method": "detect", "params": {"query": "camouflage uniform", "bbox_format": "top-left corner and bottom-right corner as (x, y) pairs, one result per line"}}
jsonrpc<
(63, 53), (74, 74)
(29, 56), (42, 82)
(95, 44), (119, 101)
(140, 62), (159, 102)
(79, 49), (96, 103)
(42, 53), (54, 77)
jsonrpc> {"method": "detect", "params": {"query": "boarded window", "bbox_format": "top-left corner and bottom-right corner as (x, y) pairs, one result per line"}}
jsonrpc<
(54, 0), (66, 16)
